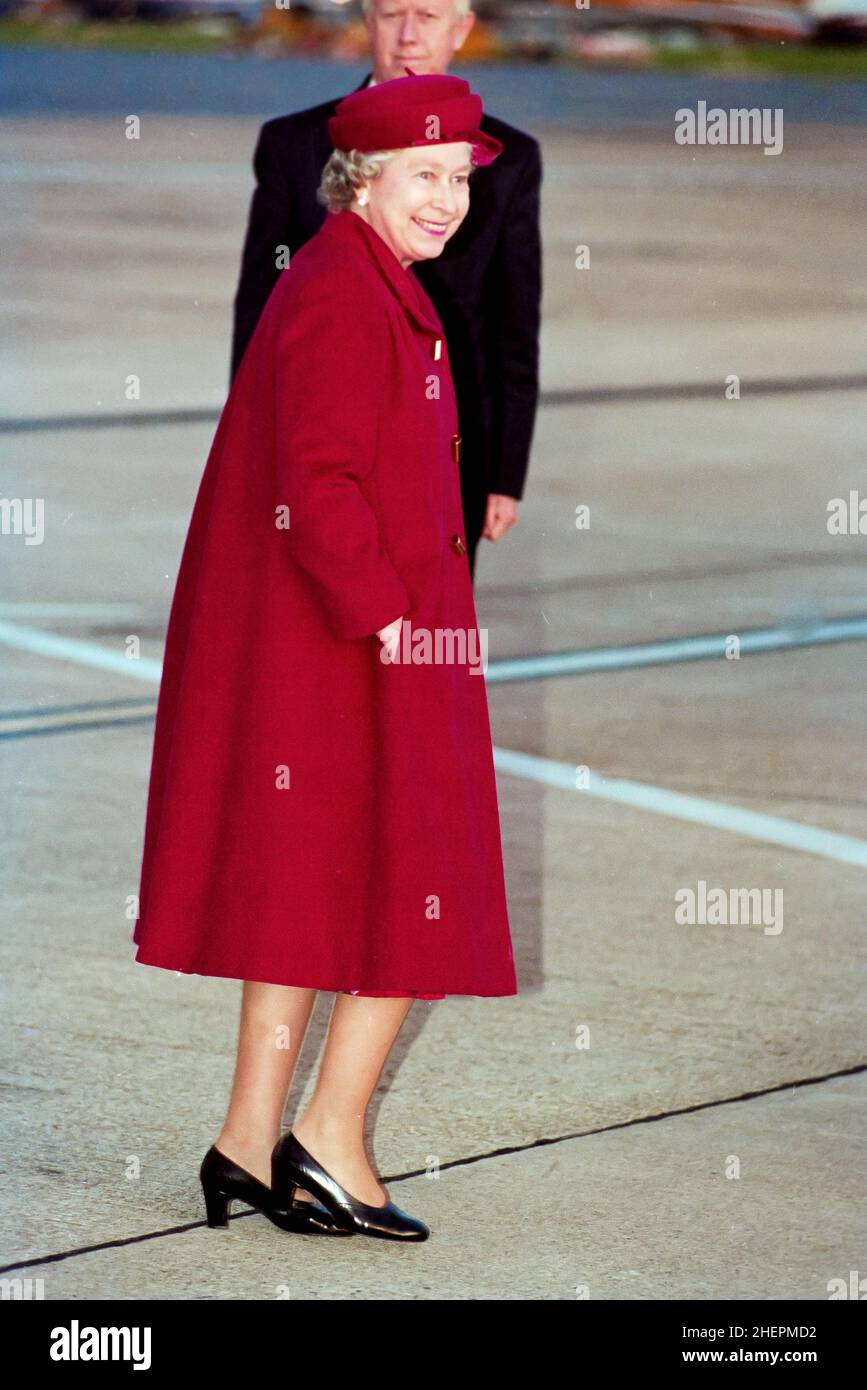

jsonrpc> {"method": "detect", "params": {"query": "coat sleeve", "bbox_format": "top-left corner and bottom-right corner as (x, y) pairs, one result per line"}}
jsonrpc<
(484, 138), (543, 501)
(230, 122), (289, 383)
(273, 272), (411, 642)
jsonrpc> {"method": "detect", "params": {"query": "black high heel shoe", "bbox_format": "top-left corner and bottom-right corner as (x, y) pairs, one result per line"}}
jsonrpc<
(200, 1145), (353, 1236)
(271, 1131), (430, 1241)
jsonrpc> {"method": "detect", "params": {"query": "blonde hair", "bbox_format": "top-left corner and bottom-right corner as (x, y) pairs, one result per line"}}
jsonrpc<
(317, 147), (400, 213)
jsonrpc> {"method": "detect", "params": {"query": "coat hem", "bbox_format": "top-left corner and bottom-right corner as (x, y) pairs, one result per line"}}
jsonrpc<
(132, 946), (518, 999)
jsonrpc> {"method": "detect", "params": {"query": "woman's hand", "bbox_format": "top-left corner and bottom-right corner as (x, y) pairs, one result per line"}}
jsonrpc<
(376, 615), (404, 663)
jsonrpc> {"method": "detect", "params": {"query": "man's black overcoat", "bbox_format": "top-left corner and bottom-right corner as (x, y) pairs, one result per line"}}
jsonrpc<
(230, 72), (542, 576)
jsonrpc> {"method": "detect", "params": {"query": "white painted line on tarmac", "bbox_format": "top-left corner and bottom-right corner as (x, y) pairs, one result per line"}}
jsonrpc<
(0, 702), (157, 738)
(487, 616), (867, 681)
(0, 603), (145, 619)
(493, 747), (867, 869)
(3, 619), (865, 868)
(0, 621), (162, 682)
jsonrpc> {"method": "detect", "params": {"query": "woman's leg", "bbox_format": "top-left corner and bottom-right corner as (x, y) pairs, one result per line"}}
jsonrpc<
(214, 981), (317, 1192)
(291, 993), (414, 1208)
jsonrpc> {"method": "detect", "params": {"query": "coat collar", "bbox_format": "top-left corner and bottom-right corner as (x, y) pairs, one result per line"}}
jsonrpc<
(318, 208), (443, 340)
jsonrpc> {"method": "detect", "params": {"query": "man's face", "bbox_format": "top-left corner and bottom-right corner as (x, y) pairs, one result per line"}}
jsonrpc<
(365, 0), (476, 81)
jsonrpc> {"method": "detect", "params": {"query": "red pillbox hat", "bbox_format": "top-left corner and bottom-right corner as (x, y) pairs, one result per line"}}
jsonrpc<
(328, 69), (503, 167)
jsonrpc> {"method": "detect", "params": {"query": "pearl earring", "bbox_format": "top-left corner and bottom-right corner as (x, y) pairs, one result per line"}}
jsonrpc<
(357, 190), (369, 207)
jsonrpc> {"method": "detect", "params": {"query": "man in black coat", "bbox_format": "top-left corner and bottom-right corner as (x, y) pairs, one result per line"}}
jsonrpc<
(230, 0), (542, 579)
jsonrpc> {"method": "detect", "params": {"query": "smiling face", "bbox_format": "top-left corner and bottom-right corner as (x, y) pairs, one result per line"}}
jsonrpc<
(365, 0), (475, 82)
(351, 143), (472, 268)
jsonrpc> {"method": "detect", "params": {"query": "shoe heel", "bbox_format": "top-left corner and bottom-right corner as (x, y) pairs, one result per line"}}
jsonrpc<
(202, 1184), (232, 1228)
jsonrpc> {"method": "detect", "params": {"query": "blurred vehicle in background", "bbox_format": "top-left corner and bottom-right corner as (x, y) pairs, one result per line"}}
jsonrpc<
(2, 0), (865, 53)
(806, 0), (867, 42)
(67, 1), (262, 16)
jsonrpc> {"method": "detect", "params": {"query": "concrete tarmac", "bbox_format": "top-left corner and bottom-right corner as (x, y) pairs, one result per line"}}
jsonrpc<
(1, 109), (865, 1300)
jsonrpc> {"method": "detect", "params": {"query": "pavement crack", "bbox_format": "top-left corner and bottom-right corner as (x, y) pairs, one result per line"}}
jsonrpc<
(2, 1061), (863, 1277)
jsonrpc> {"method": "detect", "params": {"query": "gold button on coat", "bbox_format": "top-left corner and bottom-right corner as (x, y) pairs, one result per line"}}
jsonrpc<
(450, 534), (467, 556)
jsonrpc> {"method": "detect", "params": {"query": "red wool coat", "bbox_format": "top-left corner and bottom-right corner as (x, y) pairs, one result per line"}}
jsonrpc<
(133, 207), (516, 999)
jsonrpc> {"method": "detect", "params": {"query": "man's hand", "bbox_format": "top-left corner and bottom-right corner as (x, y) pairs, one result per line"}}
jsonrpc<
(376, 615), (404, 662)
(482, 494), (519, 543)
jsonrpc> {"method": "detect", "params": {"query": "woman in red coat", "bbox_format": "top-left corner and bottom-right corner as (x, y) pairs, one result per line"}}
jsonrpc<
(133, 73), (515, 1242)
